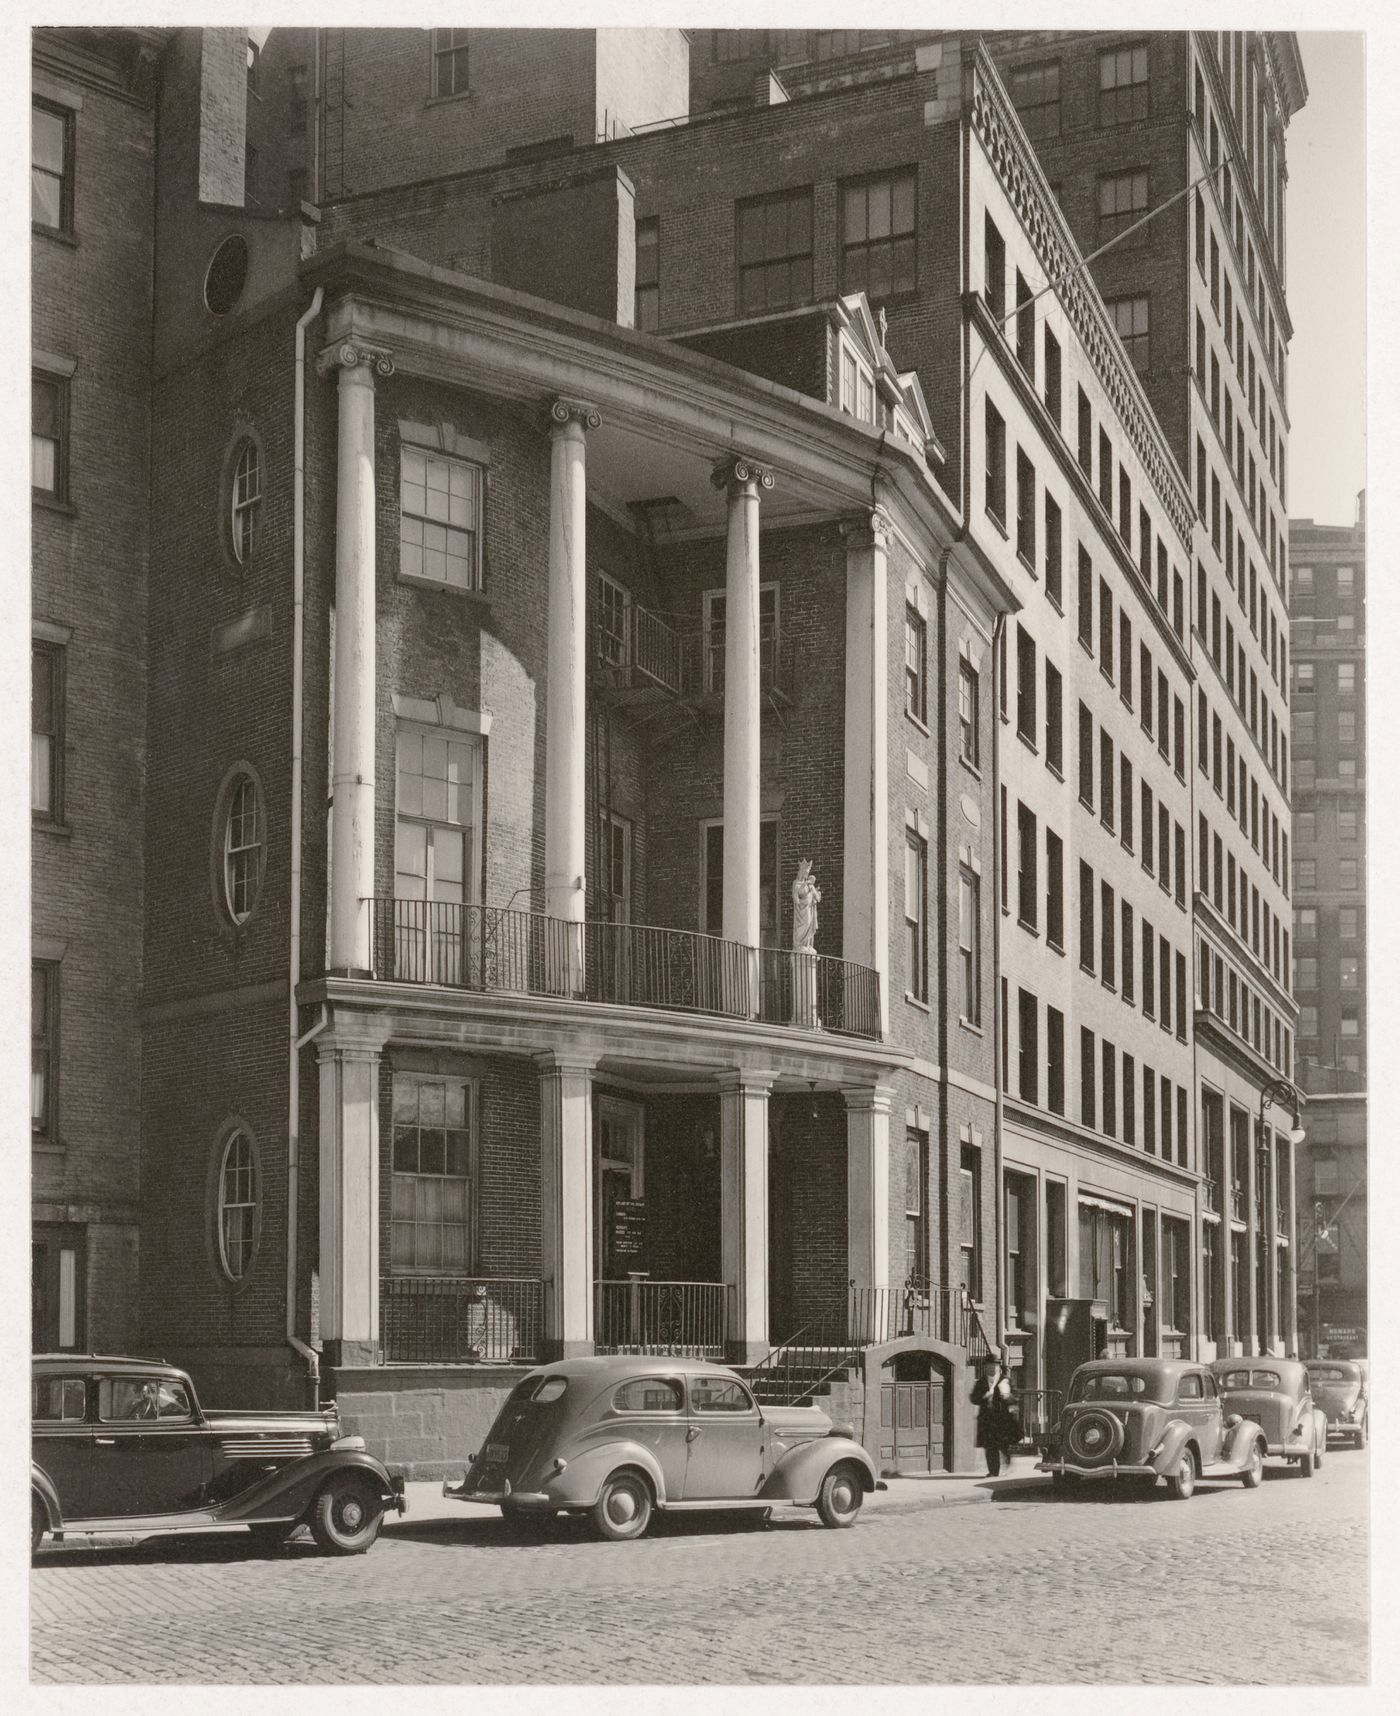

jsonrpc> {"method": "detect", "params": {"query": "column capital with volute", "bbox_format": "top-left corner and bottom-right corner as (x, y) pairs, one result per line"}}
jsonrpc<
(711, 455), (776, 495)
(549, 397), (602, 434)
(316, 339), (395, 379)
(841, 506), (893, 551)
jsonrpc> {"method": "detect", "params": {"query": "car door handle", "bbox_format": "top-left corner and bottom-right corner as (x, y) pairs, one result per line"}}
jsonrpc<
(686, 1426), (702, 1442)
(95, 1437), (116, 1445)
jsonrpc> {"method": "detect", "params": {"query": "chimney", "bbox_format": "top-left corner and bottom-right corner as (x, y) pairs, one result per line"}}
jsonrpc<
(1355, 489), (1366, 529)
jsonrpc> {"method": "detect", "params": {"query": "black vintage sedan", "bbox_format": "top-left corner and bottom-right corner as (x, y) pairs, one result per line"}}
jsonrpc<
(32, 1353), (405, 1555)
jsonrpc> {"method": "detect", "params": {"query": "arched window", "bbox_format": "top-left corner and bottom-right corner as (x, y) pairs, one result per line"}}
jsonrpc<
(218, 1129), (257, 1281)
(222, 772), (265, 922)
(231, 438), (261, 563)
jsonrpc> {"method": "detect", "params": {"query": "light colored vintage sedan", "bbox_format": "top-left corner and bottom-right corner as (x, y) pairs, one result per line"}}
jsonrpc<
(1209, 1358), (1328, 1475)
(1039, 1358), (1268, 1499)
(443, 1355), (883, 1540)
(1306, 1359), (1369, 1448)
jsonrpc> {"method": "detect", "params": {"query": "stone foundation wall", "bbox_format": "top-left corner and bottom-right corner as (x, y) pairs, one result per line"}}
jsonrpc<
(329, 1364), (524, 1478)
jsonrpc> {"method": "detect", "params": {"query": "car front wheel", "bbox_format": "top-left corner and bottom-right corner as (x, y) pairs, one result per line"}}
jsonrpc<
(1165, 1450), (1197, 1500)
(1241, 1441), (1264, 1489)
(309, 1475), (384, 1555)
(592, 1471), (653, 1542)
(815, 1463), (864, 1529)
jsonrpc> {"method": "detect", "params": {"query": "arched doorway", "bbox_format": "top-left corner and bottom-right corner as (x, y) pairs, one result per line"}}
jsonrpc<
(878, 1349), (953, 1473)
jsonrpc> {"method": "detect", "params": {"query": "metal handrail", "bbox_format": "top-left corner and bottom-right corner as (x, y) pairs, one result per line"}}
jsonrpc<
(594, 1279), (728, 1357)
(379, 1275), (543, 1365)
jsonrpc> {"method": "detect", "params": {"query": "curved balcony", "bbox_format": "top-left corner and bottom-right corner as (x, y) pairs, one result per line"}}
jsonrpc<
(368, 898), (880, 1039)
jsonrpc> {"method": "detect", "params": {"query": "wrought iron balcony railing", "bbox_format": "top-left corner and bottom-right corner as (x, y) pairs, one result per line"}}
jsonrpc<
(368, 899), (881, 1039)
(379, 1276), (543, 1365)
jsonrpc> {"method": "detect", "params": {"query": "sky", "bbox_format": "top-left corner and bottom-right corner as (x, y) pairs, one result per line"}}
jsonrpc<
(1284, 32), (1367, 527)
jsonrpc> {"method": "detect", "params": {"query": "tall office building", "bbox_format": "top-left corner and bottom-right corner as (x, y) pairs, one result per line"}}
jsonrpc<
(1287, 499), (1367, 1356)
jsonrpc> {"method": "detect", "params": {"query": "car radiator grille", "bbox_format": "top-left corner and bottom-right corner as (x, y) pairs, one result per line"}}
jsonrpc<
(219, 1436), (317, 1459)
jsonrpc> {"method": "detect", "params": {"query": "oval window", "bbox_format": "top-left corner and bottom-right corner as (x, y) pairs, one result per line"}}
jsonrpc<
(205, 234), (250, 316)
(218, 1128), (258, 1281)
(221, 771), (265, 923)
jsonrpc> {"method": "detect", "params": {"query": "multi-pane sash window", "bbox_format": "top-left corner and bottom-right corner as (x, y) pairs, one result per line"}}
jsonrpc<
(905, 605), (928, 723)
(737, 188), (813, 313)
(32, 99), (74, 231)
(1016, 802), (1037, 928)
(1016, 626), (1036, 744)
(904, 1130), (928, 1287)
(32, 373), (67, 501)
(841, 170), (916, 300)
(431, 29), (471, 98)
(595, 571), (631, 669)
(1010, 60), (1061, 139)
(1098, 170), (1148, 241)
(223, 774), (265, 923)
(958, 867), (981, 1025)
(1108, 296), (1150, 370)
(1045, 660), (1063, 773)
(1018, 990), (1039, 1104)
(983, 215), (1006, 322)
(1045, 829), (1064, 950)
(395, 728), (482, 982)
(1016, 448), (1035, 564)
(984, 400), (1006, 525)
(231, 438), (261, 564)
(959, 1145), (981, 1299)
(32, 641), (63, 820)
(391, 1072), (477, 1272)
(635, 217), (660, 331)
(958, 661), (979, 767)
(32, 960), (57, 1140)
(702, 817), (780, 946)
(400, 448), (482, 589)
(1099, 44), (1149, 127)
(905, 831), (929, 1001)
(218, 1129), (257, 1281)
(703, 584), (779, 694)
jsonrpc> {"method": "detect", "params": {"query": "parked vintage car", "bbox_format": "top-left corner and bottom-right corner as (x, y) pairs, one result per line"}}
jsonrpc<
(1038, 1358), (1268, 1498)
(443, 1355), (883, 1540)
(1305, 1359), (1369, 1448)
(32, 1353), (405, 1555)
(1209, 1358), (1328, 1475)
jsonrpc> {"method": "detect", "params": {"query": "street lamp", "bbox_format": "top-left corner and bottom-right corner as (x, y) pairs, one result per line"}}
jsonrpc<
(1257, 1078), (1306, 1356)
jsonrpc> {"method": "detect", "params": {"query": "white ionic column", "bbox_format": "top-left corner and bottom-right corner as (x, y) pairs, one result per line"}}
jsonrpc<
(711, 458), (774, 984)
(545, 400), (599, 942)
(845, 1084), (893, 1342)
(717, 1069), (774, 1363)
(842, 510), (891, 1039)
(538, 1052), (596, 1358)
(322, 340), (392, 974)
(1262, 1133), (1280, 1353)
(317, 1024), (385, 1366)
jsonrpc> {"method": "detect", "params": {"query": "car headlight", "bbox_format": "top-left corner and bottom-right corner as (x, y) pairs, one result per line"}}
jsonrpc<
(331, 1434), (366, 1452)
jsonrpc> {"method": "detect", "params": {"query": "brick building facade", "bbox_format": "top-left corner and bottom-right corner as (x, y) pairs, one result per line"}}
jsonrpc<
(1287, 502), (1367, 1357)
(32, 24), (1313, 1475)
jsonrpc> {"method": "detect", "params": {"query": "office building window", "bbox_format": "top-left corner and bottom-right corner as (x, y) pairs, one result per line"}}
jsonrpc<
(400, 447), (483, 590)
(1045, 828), (1064, 950)
(1047, 1008), (1065, 1114)
(1098, 170), (1148, 241)
(635, 217), (659, 331)
(958, 867), (981, 1025)
(1018, 990), (1039, 1104)
(984, 214), (1006, 322)
(985, 400), (1006, 525)
(32, 960), (58, 1141)
(904, 1129), (928, 1288)
(1016, 626), (1037, 745)
(32, 372), (69, 502)
(1099, 43), (1149, 127)
(905, 605), (928, 725)
(842, 170), (916, 301)
(1044, 331), (1062, 426)
(905, 830), (929, 1002)
(736, 187), (813, 313)
(1079, 860), (1095, 973)
(32, 640), (64, 822)
(1016, 448), (1036, 564)
(1108, 295), (1150, 370)
(1017, 802), (1038, 929)
(1101, 879), (1116, 983)
(1045, 492), (1062, 603)
(1015, 272), (1036, 378)
(391, 1071), (478, 1272)
(1078, 703), (1094, 810)
(1077, 547), (1093, 650)
(32, 99), (75, 232)
(958, 660), (979, 767)
(431, 28), (471, 98)
(1010, 60), (1061, 139)
(959, 1145), (981, 1300)
(1080, 1028), (1097, 1128)
(1045, 659), (1063, 773)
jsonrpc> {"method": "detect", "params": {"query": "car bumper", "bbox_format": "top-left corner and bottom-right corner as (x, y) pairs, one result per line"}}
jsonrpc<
(442, 1476), (553, 1510)
(389, 1475), (408, 1515)
(1038, 1457), (1161, 1480)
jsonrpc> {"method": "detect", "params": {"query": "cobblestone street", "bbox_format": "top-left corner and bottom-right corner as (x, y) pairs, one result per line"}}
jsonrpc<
(31, 1451), (1368, 1685)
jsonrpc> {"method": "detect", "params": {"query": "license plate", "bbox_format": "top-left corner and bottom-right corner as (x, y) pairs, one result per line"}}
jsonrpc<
(483, 1443), (510, 1464)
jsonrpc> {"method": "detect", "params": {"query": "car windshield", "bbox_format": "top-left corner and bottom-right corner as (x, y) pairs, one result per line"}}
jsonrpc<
(1071, 1372), (1160, 1402)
